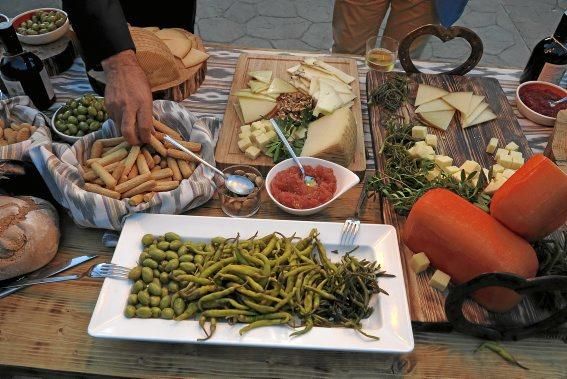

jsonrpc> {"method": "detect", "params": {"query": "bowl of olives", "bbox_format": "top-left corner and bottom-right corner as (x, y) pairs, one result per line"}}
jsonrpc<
(14, 8), (69, 45)
(51, 94), (108, 144)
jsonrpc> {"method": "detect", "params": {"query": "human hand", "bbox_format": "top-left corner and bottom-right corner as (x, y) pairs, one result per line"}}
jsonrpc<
(101, 50), (153, 145)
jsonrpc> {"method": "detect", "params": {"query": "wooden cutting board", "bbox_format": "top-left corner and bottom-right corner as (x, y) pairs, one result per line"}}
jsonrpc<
(367, 71), (565, 329)
(215, 54), (366, 176)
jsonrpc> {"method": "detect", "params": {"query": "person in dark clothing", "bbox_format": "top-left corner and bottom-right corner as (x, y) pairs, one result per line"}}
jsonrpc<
(62, 1), (197, 145)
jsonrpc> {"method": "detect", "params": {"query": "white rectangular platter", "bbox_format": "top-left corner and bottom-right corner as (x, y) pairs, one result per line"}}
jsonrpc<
(88, 214), (414, 353)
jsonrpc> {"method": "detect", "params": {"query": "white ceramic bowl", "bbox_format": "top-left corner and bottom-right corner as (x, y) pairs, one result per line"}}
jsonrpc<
(51, 96), (105, 144)
(516, 81), (567, 127)
(265, 157), (360, 216)
(13, 8), (69, 46)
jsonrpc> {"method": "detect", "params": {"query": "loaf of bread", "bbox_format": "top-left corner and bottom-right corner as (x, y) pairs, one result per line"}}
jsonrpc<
(0, 196), (60, 280)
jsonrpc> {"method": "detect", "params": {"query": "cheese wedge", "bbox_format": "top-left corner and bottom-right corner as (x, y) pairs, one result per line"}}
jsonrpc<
(238, 97), (276, 124)
(301, 107), (357, 167)
(418, 110), (455, 131)
(181, 49), (209, 68)
(311, 59), (355, 84)
(464, 108), (497, 128)
(248, 70), (272, 84)
(162, 38), (191, 59)
(313, 81), (342, 116)
(309, 77), (320, 98)
(466, 95), (485, 117)
(289, 78), (309, 95)
(267, 77), (297, 94)
(415, 84), (449, 106)
(415, 99), (453, 113)
(235, 91), (277, 102)
(462, 102), (489, 128)
(248, 80), (269, 93)
(442, 92), (473, 114)
(155, 28), (186, 40)
(338, 92), (356, 106)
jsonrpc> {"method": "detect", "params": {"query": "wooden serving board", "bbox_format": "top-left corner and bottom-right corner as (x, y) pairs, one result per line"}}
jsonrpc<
(367, 71), (565, 329)
(215, 53), (366, 176)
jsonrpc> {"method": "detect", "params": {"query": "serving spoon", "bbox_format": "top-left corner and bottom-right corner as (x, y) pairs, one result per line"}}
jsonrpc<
(269, 119), (317, 187)
(164, 135), (255, 196)
(549, 96), (567, 107)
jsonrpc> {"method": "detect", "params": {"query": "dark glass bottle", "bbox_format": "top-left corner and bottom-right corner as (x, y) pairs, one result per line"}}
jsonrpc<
(520, 11), (567, 84)
(0, 20), (55, 110)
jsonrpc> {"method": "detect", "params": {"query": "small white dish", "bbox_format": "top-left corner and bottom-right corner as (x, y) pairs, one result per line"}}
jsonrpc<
(265, 157), (360, 216)
(516, 81), (567, 127)
(50, 95), (105, 144)
(13, 8), (69, 46)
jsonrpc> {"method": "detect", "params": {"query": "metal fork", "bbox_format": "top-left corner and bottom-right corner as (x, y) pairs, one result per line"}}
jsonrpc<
(0, 263), (131, 290)
(339, 187), (368, 248)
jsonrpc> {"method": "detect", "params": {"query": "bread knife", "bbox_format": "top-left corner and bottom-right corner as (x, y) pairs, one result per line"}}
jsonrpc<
(0, 254), (97, 299)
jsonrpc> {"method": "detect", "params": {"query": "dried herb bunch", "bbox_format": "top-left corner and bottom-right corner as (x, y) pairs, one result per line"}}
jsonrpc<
(367, 116), (491, 215)
(265, 108), (314, 163)
(368, 74), (410, 112)
(532, 230), (567, 310)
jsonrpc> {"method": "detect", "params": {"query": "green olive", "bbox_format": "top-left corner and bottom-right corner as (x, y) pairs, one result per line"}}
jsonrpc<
(38, 28), (47, 34)
(165, 259), (179, 272)
(173, 298), (186, 316)
(194, 255), (204, 265)
(167, 281), (179, 293)
(127, 294), (138, 305)
(124, 305), (136, 318)
(179, 254), (194, 263)
(76, 130), (85, 137)
(55, 122), (67, 132)
(169, 240), (182, 251)
(148, 282), (162, 296)
(139, 251), (150, 263)
(152, 269), (160, 278)
(137, 290), (150, 306)
(141, 234), (154, 246)
(69, 100), (78, 109)
(142, 258), (158, 269)
(55, 18), (64, 27)
(165, 232), (181, 242)
(94, 101), (103, 111)
(141, 266), (153, 283)
(67, 124), (78, 135)
(159, 295), (171, 309)
(165, 251), (179, 261)
(157, 241), (170, 251)
(135, 306), (152, 318)
(78, 121), (89, 131)
(177, 246), (188, 256)
(171, 269), (185, 278)
(96, 110), (106, 122)
(131, 280), (145, 294)
(67, 115), (78, 124)
(87, 106), (97, 116)
(180, 262), (196, 273)
(61, 110), (71, 120)
(77, 114), (87, 122)
(149, 296), (161, 307)
(149, 248), (166, 262)
(128, 266), (142, 281)
(161, 308), (174, 319)
(77, 105), (88, 115)
(150, 307), (161, 318)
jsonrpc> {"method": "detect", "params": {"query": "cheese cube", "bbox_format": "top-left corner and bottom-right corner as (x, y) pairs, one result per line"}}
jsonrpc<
(486, 137), (498, 154)
(443, 165), (460, 174)
(482, 168), (490, 179)
(412, 125), (428, 139)
(492, 164), (505, 174)
(425, 134), (438, 148)
(237, 137), (253, 152)
(510, 151), (522, 159)
(414, 141), (428, 148)
(495, 148), (509, 162)
(452, 169), (465, 182)
(435, 155), (453, 168)
(239, 130), (252, 140)
(251, 129), (263, 138)
(505, 141), (519, 151)
(512, 156), (524, 169)
(425, 168), (441, 181)
(495, 172), (505, 181)
(430, 270), (451, 292)
(499, 154), (514, 169)
(410, 252), (430, 274)
(460, 160), (481, 174)
(484, 178), (506, 195)
(264, 130), (276, 141)
(240, 124), (251, 134)
(254, 133), (274, 148)
(251, 121), (266, 131)
(502, 168), (516, 179)
(244, 145), (261, 160)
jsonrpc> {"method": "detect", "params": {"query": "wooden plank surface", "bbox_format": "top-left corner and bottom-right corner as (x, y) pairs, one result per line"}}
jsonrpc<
(215, 53), (366, 176)
(366, 71), (560, 327)
(1, 188), (567, 378)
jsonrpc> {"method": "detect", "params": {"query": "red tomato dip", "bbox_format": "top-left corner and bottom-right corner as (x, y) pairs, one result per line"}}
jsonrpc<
(270, 165), (337, 209)
(519, 83), (567, 117)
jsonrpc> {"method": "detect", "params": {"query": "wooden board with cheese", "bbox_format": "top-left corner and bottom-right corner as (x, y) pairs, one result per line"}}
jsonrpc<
(216, 54), (366, 176)
(366, 71), (566, 329)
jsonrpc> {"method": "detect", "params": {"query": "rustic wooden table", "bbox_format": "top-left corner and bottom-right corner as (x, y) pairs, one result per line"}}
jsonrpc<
(1, 45), (566, 378)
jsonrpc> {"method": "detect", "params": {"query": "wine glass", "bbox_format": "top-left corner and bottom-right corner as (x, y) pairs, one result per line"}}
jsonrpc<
(366, 36), (399, 72)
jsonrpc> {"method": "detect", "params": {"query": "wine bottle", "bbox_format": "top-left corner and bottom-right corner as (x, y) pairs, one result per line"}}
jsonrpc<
(0, 20), (55, 110)
(520, 11), (567, 84)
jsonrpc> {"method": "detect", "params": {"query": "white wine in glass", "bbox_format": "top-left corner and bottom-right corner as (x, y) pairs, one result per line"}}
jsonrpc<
(366, 36), (398, 72)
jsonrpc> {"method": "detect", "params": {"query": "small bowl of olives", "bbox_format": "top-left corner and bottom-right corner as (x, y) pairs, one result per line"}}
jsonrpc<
(13, 8), (69, 45)
(51, 94), (108, 144)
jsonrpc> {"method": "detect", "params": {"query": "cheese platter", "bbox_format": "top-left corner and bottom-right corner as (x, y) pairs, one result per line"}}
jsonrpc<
(367, 70), (567, 331)
(215, 54), (366, 176)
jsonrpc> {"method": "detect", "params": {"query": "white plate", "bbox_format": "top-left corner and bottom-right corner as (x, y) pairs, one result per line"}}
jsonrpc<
(88, 214), (414, 353)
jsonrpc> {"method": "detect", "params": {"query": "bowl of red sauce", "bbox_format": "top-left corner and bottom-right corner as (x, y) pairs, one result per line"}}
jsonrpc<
(266, 157), (360, 216)
(516, 81), (567, 126)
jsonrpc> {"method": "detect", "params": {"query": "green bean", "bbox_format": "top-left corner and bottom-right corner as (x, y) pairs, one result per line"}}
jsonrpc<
(243, 275), (264, 292)
(234, 248), (249, 265)
(236, 312), (291, 323)
(197, 286), (238, 310)
(211, 236), (226, 245)
(183, 285), (217, 301)
(242, 299), (276, 314)
(175, 302), (198, 321)
(290, 317), (313, 337)
(236, 287), (281, 303)
(274, 288), (296, 311)
(239, 318), (288, 335)
(199, 257), (236, 278)
(173, 274), (211, 285)
(216, 273), (245, 284)
(201, 309), (256, 318)
(283, 264), (317, 279)
(261, 236), (277, 255)
(272, 238), (292, 266)
(304, 285), (337, 300)
(218, 264), (262, 278)
(315, 240), (337, 273)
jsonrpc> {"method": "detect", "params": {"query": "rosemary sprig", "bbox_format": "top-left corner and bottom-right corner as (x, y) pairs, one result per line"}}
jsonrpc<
(368, 74), (410, 112)
(265, 108), (314, 163)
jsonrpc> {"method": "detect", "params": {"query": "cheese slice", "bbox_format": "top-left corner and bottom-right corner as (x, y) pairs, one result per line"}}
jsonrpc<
(415, 84), (449, 106)
(313, 81), (342, 116)
(181, 49), (209, 68)
(162, 38), (191, 59)
(292, 65), (338, 82)
(442, 92), (473, 114)
(155, 28), (187, 40)
(415, 99), (453, 113)
(466, 95), (485, 117)
(309, 77), (320, 98)
(418, 110), (455, 131)
(267, 77), (297, 94)
(248, 80), (269, 93)
(248, 70), (272, 84)
(462, 102), (489, 128)
(318, 77), (352, 93)
(301, 107), (357, 167)
(238, 97), (277, 123)
(310, 59), (355, 84)
(464, 108), (497, 128)
(235, 91), (277, 102)
(338, 92), (356, 106)
(286, 64), (301, 74)
(289, 78), (309, 95)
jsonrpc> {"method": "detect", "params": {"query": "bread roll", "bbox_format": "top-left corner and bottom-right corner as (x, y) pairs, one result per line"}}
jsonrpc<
(0, 196), (60, 280)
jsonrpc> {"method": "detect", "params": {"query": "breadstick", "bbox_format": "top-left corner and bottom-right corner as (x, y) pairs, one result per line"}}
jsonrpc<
(143, 192), (155, 202)
(102, 141), (130, 157)
(99, 136), (125, 147)
(149, 135), (167, 157)
(166, 148), (197, 162)
(91, 162), (117, 189)
(90, 141), (104, 159)
(84, 183), (121, 200)
(128, 194), (145, 206)
(116, 172), (152, 194)
(142, 148), (155, 169)
(83, 161), (120, 181)
(159, 159), (168, 169)
(153, 130), (165, 141)
(122, 180), (156, 198)
(111, 162), (126, 182)
(167, 157), (182, 181)
(136, 153), (150, 175)
(122, 145), (140, 176)
(150, 168), (174, 180)
(153, 118), (182, 140)
(153, 155), (161, 165)
(127, 164), (139, 180)
(154, 180), (180, 192)
(177, 159), (193, 179)
(93, 178), (105, 186)
(96, 148), (128, 167)
(164, 139), (202, 152)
